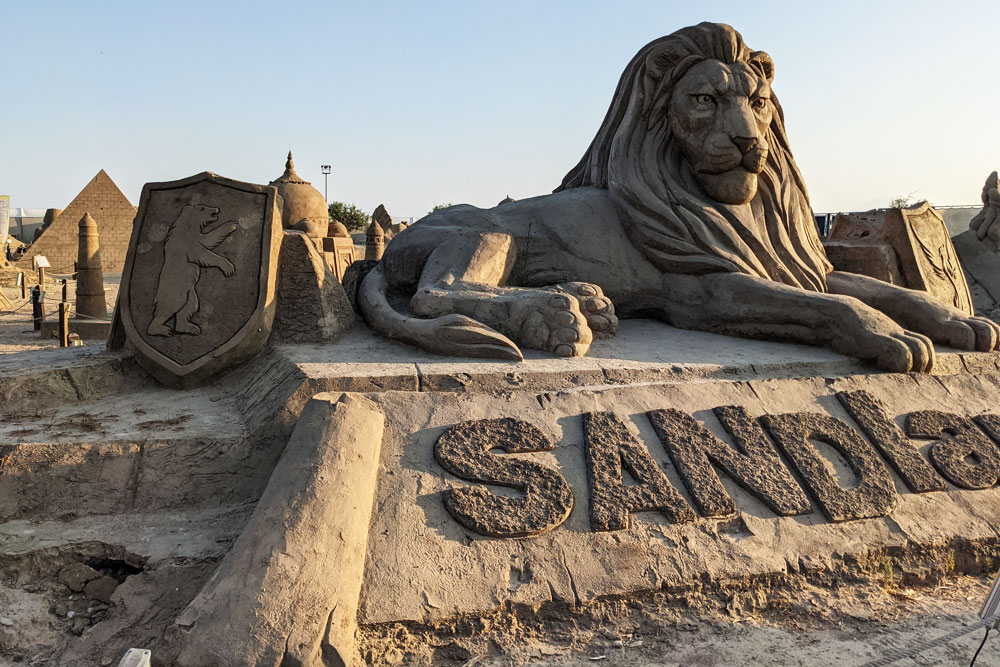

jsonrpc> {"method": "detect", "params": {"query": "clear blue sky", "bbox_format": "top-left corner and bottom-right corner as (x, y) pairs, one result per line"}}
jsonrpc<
(4, 1), (998, 218)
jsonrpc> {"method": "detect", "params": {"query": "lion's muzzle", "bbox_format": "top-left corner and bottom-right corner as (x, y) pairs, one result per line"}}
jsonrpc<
(741, 143), (768, 173)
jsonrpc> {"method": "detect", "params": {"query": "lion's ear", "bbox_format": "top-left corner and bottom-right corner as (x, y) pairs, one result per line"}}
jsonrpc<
(749, 51), (774, 83)
(647, 42), (691, 79)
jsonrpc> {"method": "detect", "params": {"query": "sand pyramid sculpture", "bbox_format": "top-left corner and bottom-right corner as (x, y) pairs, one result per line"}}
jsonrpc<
(17, 170), (137, 273)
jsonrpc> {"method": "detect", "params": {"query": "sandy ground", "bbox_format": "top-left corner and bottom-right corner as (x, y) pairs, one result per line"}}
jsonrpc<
(364, 575), (1000, 666)
(0, 276), (118, 354)
(533, 580), (1000, 667)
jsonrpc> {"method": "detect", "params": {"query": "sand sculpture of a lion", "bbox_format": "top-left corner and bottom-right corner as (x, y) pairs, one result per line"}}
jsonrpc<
(358, 22), (999, 372)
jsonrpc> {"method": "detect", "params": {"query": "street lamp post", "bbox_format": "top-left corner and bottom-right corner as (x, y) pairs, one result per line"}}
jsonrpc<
(320, 165), (331, 203)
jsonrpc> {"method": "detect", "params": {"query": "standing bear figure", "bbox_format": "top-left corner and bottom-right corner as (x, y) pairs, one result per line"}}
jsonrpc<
(147, 204), (238, 336)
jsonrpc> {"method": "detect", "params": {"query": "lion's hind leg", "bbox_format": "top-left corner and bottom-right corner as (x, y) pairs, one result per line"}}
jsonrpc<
(408, 232), (612, 357)
(413, 284), (595, 357)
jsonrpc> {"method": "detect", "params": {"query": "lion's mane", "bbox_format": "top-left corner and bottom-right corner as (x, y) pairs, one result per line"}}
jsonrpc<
(557, 22), (831, 292)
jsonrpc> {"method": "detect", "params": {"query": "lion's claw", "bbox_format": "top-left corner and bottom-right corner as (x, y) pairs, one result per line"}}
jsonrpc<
(516, 289), (593, 357)
(928, 315), (1000, 353)
(967, 316), (1000, 352)
(873, 330), (934, 373)
(557, 282), (618, 339)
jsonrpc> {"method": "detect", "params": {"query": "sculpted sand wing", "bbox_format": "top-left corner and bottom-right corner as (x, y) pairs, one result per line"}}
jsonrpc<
(358, 22), (1000, 372)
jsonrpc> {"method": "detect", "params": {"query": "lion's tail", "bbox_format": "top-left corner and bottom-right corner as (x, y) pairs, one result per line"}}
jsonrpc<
(357, 263), (523, 361)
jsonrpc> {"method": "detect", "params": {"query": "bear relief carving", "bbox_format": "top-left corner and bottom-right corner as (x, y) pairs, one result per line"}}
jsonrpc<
(147, 203), (239, 337)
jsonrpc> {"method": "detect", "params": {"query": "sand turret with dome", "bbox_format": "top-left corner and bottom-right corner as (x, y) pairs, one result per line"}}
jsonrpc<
(269, 151), (329, 236)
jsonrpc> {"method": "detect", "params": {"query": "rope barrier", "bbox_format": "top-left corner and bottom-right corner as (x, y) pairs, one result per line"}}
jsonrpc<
(970, 628), (990, 666)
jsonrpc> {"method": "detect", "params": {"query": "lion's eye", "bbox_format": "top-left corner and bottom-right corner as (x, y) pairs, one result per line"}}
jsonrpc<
(694, 94), (716, 106)
(752, 97), (769, 111)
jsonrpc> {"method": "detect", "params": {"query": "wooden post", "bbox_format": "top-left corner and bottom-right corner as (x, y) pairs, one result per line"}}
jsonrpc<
(31, 286), (45, 331)
(58, 301), (70, 348)
(37, 266), (46, 288)
(61, 279), (68, 302)
(17, 272), (25, 299)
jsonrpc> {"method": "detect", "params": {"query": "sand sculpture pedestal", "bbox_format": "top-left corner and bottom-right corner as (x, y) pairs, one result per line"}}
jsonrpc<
(291, 324), (1000, 646)
(7, 320), (1000, 665)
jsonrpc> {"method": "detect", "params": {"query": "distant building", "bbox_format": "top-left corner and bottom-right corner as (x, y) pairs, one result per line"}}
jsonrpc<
(818, 205), (981, 239)
(9, 208), (46, 242)
(935, 205), (982, 237)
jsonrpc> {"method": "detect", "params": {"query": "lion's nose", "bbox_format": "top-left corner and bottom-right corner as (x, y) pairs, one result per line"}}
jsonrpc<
(732, 136), (758, 154)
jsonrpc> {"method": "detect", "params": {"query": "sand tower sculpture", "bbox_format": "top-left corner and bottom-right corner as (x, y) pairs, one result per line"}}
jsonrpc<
(372, 203), (408, 241)
(75, 212), (107, 319)
(268, 151), (329, 237)
(364, 219), (385, 261)
(269, 152), (359, 280)
(323, 219), (356, 281)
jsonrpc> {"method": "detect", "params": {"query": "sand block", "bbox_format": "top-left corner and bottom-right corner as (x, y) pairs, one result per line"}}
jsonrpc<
(355, 363), (1000, 625)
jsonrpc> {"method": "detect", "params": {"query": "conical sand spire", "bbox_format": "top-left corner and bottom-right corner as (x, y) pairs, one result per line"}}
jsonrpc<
(273, 150), (309, 185)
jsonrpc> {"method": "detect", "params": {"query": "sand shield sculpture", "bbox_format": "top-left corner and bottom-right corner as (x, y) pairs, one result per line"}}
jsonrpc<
(119, 172), (281, 386)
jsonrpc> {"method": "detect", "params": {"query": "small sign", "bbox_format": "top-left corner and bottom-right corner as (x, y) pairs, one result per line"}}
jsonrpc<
(34, 255), (51, 269)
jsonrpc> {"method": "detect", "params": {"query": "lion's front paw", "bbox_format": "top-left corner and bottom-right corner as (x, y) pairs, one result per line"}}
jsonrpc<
(557, 282), (618, 339)
(934, 315), (1000, 352)
(870, 329), (935, 373)
(517, 292), (593, 357)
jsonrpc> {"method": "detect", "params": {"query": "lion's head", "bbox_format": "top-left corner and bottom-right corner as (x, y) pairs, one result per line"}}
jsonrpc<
(558, 22), (831, 291)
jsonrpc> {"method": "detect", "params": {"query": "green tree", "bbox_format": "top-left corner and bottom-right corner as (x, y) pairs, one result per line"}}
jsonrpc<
(889, 192), (916, 209)
(328, 201), (370, 232)
(430, 203), (454, 214)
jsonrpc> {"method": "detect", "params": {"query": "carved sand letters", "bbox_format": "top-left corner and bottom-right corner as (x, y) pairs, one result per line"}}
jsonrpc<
(760, 412), (898, 522)
(648, 406), (811, 518)
(434, 399), (1000, 539)
(905, 411), (1000, 490)
(582, 411), (695, 531)
(434, 418), (574, 538)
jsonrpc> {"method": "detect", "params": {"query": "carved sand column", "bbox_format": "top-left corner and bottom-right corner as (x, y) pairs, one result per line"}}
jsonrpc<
(174, 393), (385, 667)
(75, 212), (107, 319)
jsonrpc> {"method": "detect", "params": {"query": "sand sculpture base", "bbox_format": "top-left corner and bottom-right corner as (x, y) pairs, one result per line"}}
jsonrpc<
(3, 320), (1000, 664)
